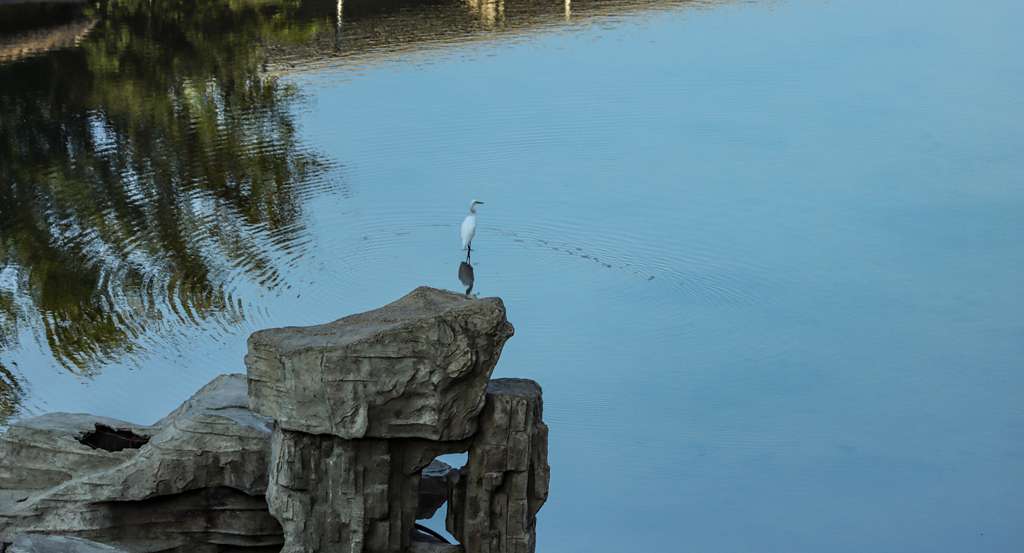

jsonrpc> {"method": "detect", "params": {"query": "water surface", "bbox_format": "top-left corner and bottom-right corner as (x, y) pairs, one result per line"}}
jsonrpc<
(1, 0), (1022, 551)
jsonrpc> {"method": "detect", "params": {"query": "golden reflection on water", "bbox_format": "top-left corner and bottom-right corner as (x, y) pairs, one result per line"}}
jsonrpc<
(465, 0), (506, 28)
(0, 16), (95, 63)
(267, 0), (724, 72)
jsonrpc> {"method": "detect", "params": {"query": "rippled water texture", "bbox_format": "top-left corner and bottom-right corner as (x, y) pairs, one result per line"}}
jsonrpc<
(1, 0), (1022, 551)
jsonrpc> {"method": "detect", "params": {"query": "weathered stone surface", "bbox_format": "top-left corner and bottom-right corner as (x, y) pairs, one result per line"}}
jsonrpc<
(447, 379), (550, 553)
(246, 286), (514, 440)
(417, 460), (455, 520)
(4, 488), (280, 552)
(0, 375), (281, 552)
(409, 526), (463, 553)
(409, 538), (464, 553)
(267, 426), (467, 553)
(7, 535), (129, 553)
(0, 414), (153, 495)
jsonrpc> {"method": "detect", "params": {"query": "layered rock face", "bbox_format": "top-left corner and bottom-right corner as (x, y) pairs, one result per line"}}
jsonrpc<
(246, 286), (514, 441)
(266, 432), (467, 553)
(0, 413), (154, 495)
(447, 380), (550, 553)
(0, 286), (549, 553)
(249, 287), (523, 553)
(0, 375), (281, 552)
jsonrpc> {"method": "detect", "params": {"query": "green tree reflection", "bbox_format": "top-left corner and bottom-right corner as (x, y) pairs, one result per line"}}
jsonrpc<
(0, 361), (20, 424)
(0, 0), (331, 401)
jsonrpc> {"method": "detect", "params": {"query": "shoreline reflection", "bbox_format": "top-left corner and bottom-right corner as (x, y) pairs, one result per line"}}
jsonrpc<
(268, 0), (725, 73)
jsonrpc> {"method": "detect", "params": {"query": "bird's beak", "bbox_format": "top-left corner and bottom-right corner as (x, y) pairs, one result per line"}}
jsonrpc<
(477, 201), (485, 205)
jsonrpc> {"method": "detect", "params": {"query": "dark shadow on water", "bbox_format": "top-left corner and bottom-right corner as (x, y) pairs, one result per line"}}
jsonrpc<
(0, 4), (87, 35)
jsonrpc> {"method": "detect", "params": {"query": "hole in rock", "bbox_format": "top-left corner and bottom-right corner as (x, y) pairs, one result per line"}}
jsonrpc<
(415, 455), (466, 546)
(437, 452), (468, 466)
(79, 423), (150, 452)
(417, 502), (461, 546)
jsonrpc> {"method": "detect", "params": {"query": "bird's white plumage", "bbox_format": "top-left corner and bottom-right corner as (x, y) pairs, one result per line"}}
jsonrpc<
(461, 214), (476, 249)
(460, 200), (483, 250)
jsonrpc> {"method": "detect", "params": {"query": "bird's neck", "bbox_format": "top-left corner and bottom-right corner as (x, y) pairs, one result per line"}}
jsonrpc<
(468, 207), (477, 214)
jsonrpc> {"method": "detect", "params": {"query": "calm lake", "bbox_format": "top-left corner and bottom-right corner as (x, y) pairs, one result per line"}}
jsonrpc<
(1, 0), (1022, 551)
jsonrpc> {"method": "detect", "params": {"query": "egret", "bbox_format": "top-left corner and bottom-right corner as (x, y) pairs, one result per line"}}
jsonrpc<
(460, 200), (484, 254)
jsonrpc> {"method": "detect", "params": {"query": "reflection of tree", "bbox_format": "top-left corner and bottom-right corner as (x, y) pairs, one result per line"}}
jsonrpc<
(0, 0), (331, 376)
(0, 361), (20, 425)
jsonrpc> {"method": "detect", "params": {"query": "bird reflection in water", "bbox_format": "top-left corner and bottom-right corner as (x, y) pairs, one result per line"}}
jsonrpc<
(458, 259), (475, 297)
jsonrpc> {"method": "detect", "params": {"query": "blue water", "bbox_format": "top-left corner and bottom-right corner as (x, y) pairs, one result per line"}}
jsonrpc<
(2, 0), (1022, 551)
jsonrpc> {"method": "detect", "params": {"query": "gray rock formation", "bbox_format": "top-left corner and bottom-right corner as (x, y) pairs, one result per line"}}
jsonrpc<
(7, 535), (129, 553)
(267, 427), (467, 553)
(447, 379), (550, 553)
(0, 413), (154, 496)
(246, 287), (514, 441)
(253, 287), (538, 553)
(408, 539), (464, 553)
(0, 375), (281, 552)
(1, 288), (550, 553)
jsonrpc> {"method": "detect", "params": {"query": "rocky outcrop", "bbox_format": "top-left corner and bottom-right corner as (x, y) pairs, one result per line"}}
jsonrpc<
(246, 286), (514, 441)
(0, 413), (154, 494)
(447, 379), (550, 553)
(0, 375), (281, 552)
(251, 287), (518, 553)
(0, 287), (549, 553)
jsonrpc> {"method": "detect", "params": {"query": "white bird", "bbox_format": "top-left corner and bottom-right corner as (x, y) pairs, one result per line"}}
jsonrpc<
(460, 200), (484, 253)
